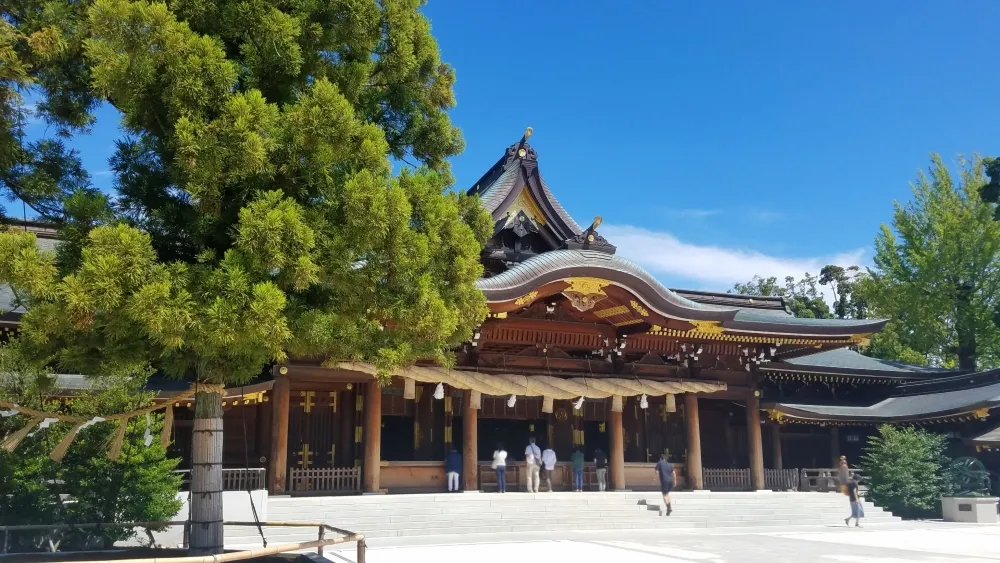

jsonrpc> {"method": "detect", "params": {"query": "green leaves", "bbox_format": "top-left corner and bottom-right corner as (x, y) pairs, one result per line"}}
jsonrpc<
(862, 425), (950, 519)
(864, 155), (1000, 370)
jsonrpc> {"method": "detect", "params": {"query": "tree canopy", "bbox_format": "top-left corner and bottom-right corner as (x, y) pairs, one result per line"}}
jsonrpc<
(0, 0), (490, 385)
(861, 155), (1000, 371)
(730, 273), (833, 319)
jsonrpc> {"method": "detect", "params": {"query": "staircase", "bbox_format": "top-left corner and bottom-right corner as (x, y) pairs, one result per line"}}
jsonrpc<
(224, 491), (900, 547)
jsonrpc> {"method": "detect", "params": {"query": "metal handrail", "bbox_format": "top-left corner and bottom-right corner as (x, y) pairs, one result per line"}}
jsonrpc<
(0, 520), (366, 563)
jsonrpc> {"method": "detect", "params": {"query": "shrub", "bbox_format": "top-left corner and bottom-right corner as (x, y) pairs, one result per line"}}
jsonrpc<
(0, 344), (183, 552)
(861, 424), (949, 519)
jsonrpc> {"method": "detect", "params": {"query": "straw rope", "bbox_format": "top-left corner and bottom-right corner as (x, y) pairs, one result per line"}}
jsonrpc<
(336, 362), (726, 401)
(0, 383), (205, 461)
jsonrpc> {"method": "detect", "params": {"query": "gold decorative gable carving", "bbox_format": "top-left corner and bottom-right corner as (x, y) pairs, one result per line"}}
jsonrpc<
(594, 305), (629, 318)
(562, 277), (610, 312)
(630, 300), (649, 317)
(506, 188), (548, 226)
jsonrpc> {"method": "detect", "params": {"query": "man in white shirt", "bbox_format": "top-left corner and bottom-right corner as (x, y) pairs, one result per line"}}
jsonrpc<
(524, 437), (541, 493)
(541, 446), (557, 492)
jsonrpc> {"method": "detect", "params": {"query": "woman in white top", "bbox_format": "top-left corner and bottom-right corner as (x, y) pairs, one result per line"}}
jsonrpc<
(492, 443), (508, 493)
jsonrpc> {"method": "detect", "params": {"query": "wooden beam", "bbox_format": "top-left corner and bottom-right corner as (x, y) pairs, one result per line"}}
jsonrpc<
(684, 394), (703, 490)
(770, 423), (783, 470)
(463, 390), (478, 491)
(830, 426), (840, 467)
(268, 374), (290, 494)
(746, 392), (765, 490)
(610, 409), (626, 491)
(363, 383), (382, 492)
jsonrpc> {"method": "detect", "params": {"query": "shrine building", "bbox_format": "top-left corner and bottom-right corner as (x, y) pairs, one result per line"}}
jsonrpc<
(5, 131), (1000, 494)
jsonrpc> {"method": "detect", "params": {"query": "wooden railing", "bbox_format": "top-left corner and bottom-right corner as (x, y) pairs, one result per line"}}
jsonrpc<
(799, 468), (867, 493)
(0, 521), (365, 561)
(174, 468), (266, 491)
(704, 468), (751, 491)
(289, 467), (361, 493)
(477, 463), (522, 492)
(764, 468), (799, 491)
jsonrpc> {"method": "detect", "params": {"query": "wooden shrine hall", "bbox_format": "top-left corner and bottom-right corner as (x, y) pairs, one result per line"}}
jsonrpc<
(259, 131), (890, 495)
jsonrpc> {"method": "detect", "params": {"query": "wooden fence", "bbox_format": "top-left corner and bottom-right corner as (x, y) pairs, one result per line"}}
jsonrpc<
(764, 468), (799, 491)
(704, 468), (751, 491)
(289, 467), (361, 494)
(174, 468), (266, 491)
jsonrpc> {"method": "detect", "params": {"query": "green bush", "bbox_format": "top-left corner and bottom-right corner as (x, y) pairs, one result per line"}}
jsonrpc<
(861, 424), (949, 519)
(0, 345), (183, 552)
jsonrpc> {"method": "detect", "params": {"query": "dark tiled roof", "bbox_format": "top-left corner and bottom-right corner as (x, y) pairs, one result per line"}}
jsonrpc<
(673, 290), (791, 316)
(774, 348), (955, 375)
(770, 370), (1000, 422)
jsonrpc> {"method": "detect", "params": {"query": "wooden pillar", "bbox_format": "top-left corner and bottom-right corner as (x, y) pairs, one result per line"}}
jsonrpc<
(363, 382), (382, 492)
(463, 390), (478, 491)
(746, 392), (765, 490)
(770, 423), (783, 470)
(268, 373), (291, 494)
(684, 394), (703, 490)
(830, 426), (840, 467)
(610, 409), (626, 490)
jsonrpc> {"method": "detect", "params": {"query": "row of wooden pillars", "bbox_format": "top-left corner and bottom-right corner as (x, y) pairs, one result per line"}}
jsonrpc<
(266, 376), (772, 493)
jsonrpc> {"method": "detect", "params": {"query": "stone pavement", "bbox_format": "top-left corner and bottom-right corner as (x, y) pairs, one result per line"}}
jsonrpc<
(324, 521), (1000, 563)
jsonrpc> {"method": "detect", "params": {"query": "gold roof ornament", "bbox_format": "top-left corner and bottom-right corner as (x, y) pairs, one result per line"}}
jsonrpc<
(973, 408), (991, 420)
(562, 277), (610, 312)
(688, 320), (725, 334)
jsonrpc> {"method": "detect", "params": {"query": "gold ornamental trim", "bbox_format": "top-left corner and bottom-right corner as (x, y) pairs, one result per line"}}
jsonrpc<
(646, 325), (864, 346)
(594, 305), (629, 318)
(688, 320), (725, 334)
(630, 300), (649, 317)
(613, 318), (644, 327)
(507, 189), (548, 226)
(513, 291), (538, 306)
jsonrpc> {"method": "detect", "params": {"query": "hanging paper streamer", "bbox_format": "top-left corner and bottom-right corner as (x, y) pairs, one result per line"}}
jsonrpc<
(541, 396), (554, 414)
(573, 396), (584, 411)
(507, 394), (516, 408)
(1, 417), (43, 452)
(433, 382), (444, 400)
(665, 394), (677, 413)
(50, 421), (86, 462)
(143, 413), (153, 447)
(107, 418), (129, 461)
(29, 417), (61, 437)
(79, 416), (105, 430)
(639, 394), (649, 409)
(403, 378), (416, 400)
(160, 404), (174, 447)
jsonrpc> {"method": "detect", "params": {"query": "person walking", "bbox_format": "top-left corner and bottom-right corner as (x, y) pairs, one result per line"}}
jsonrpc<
(445, 446), (462, 492)
(524, 437), (541, 493)
(492, 443), (508, 493)
(570, 447), (585, 492)
(541, 445), (557, 492)
(594, 447), (609, 491)
(654, 453), (674, 516)
(844, 474), (864, 527)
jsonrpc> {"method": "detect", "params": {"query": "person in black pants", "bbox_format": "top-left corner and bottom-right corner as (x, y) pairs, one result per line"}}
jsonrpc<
(654, 454), (674, 516)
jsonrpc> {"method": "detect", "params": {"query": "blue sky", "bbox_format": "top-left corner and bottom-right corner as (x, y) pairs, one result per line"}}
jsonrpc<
(11, 1), (1000, 294)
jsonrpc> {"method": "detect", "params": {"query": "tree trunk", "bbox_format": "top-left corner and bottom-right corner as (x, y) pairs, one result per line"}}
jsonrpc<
(190, 390), (224, 554)
(956, 282), (978, 371)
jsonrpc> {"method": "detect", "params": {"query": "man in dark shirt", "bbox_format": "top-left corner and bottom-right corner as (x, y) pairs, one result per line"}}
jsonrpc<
(654, 454), (674, 516)
(594, 448), (609, 491)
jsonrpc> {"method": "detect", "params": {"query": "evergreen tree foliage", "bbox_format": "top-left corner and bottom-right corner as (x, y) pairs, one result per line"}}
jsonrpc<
(861, 425), (950, 519)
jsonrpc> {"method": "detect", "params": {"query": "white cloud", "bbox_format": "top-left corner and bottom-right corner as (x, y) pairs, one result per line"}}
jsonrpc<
(671, 208), (723, 219)
(602, 224), (867, 293)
